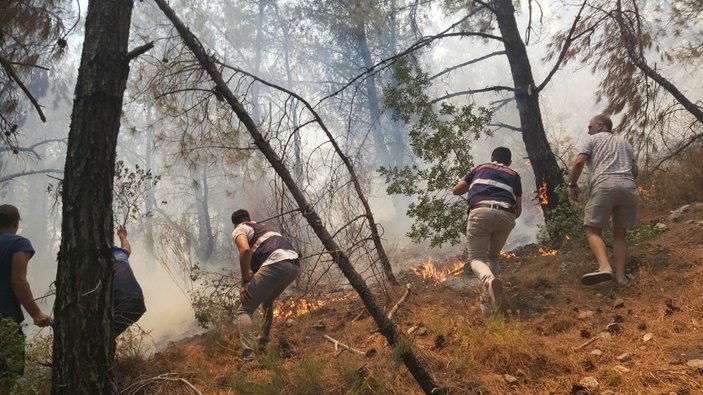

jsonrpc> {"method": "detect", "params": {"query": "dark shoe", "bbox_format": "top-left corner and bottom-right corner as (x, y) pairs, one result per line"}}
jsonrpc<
(242, 348), (255, 362)
(581, 271), (613, 286)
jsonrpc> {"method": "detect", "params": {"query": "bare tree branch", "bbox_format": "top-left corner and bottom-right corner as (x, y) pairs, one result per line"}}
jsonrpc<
(126, 41), (155, 61)
(535, 0), (587, 94)
(0, 53), (47, 122)
(0, 169), (63, 183)
(614, 0), (703, 125)
(429, 51), (506, 81)
(430, 86), (514, 103)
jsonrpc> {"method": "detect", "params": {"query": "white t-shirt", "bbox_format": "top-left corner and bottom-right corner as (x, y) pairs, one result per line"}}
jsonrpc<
(232, 222), (299, 268)
(578, 132), (635, 186)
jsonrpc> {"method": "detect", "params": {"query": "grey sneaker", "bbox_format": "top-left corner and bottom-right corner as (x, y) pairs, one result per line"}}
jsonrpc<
(479, 295), (491, 318)
(242, 348), (255, 362)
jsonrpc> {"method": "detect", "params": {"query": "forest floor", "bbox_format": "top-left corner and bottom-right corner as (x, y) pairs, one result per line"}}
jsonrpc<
(116, 202), (703, 395)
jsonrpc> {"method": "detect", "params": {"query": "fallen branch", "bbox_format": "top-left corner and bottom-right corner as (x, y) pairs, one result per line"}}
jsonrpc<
(388, 283), (412, 320)
(323, 334), (365, 355)
(351, 309), (366, 322)
(121, 373), (202, 395)
(575, 335), (601, 351)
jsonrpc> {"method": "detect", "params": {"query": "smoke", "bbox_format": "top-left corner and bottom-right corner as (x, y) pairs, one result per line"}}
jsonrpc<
(127, 251), (201, 347)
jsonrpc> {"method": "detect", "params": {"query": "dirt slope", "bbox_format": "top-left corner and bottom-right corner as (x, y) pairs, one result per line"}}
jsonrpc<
(119, 203), (703, 394)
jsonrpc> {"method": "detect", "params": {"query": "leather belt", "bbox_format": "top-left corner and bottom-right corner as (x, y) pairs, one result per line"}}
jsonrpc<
(470, 203), (516, 213)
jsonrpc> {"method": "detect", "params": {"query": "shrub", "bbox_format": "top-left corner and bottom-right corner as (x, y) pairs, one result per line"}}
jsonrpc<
(539, 185), (585, 246)
(0, 318), (25, 391)
(190, 269), (240, 328)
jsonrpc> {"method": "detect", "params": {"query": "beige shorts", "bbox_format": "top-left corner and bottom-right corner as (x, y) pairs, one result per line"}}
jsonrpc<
(584, 178), (639, 229)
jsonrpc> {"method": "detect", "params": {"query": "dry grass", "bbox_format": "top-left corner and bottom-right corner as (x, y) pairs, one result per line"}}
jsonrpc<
(117, 203), (703, 394)
(639, 142), (703, 212)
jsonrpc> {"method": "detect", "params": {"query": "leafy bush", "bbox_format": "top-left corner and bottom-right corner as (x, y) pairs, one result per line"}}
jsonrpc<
(538, 185), (585, 246)
(0, 318), (25, 391)
(190, 268), (240, 328)
(381, 57), (492, 247)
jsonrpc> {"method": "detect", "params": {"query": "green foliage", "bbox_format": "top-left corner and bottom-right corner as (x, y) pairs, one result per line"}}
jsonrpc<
(538, 185), (585, 246)
(626, 222), (666, 245)
(21, 330), (53, 394)
(113, 160), (161, 227)
(190, 268), (240, 328)
(381, 57), (492, 247)
(390, 337), (413, 364)
(0, 318), (24, 391)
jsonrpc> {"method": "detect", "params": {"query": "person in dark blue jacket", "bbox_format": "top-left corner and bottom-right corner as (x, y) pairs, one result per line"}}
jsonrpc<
(453, 147), (522, 317)
(112, 226), (146, 339)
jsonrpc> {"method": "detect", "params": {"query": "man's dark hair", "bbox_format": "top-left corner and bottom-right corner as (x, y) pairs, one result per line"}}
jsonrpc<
(0, 204), (20, 228)
(231, 209), (251, 226)
(491, 147), (512, 165)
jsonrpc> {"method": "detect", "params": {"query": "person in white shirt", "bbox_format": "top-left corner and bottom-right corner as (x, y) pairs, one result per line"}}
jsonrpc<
(231, 209), (300, 361)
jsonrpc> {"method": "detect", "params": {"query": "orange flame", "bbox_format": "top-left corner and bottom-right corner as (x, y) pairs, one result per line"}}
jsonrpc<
(538, 179), (548, 206)
(636, 181), (655, 199)
(413, 260), (464, 283)
(538, 247), (558, 256)
(273, 295), (348, 319)
(565, 235), (572, 241)
(500, 250), (517, 259)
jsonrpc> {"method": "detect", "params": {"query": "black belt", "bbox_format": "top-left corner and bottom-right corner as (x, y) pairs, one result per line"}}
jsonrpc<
(470, 203), (515, 213)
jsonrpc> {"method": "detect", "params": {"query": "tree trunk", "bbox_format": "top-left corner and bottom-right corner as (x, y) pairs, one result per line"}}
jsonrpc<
(492, 0), (565, 216)
(144, 121), (155, 257)
(353, 20), (393, 167)
(51, 0), (135, 393)
(154, 1), (437, 391)
(193, 165), (214, 262)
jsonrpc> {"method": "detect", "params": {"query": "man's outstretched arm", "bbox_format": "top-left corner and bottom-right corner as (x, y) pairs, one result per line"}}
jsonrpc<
(11, 252), (52, 327)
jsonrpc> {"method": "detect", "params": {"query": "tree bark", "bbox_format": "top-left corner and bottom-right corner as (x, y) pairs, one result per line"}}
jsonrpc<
(51, 0), (135, 393)
(492, 0), (565, 216)
(153, 0), (437, 392)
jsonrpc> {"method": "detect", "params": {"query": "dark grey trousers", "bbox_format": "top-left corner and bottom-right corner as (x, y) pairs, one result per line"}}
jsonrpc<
(236, 260), (300, 351)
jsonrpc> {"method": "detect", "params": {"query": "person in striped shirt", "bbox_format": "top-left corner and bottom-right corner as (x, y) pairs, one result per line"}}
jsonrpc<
(453, 147), (522, 317)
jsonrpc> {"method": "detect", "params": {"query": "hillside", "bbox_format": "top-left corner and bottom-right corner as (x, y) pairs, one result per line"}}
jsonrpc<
(116, 203), (703, 394)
